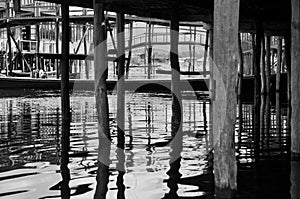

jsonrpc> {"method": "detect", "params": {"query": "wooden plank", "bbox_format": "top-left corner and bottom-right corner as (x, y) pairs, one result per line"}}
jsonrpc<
(93, 1), (110, 198)
(213, 0), (239, 197)
(291, 0), (300, 157)
(60, 2), (71, 199)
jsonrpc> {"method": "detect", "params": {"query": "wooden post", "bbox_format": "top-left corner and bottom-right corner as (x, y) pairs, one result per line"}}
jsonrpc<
(192, 27), (196, 71)
(188, 26), (192, 72)
(261, 36), (266, 94)
(6, 24), (12, 75)
(203, 30), (209, 77)
(60, 2), (70, 199)
(116, 12), (125, 150)
(213, 0), (239, 197)
(83, 23), (89, 79)
(276, 38), (282, 146)
(291, 0), (300, 158)
(266, 36), (271, 94)
(116, 14), (126, 198)
(285, 35), (292, 153)
(148, 22), (152, 79)
(125, 22), (133, 79)
(254, 17), (263, 162)
(209, 28), (214, 150)
(56, 5), (60, 79)
(170, 4), (182, 136)
(36, 25), (40, 70)
(238, 33), (243, 156)
(93, 1), (110, 199)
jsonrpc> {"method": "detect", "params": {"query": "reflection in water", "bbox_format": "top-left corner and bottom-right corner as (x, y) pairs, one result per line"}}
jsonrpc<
(0, 91), (297, 198)
(291, 159), (300, 199)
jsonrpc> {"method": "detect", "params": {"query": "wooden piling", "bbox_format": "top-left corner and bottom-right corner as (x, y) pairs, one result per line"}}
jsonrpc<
(55, 5), (60, 79)
(238, 33), (243, 156)
(203, 30), (209, 77)
(36, 24), (40, 70)
(6, 24), (12, 75)
(170, 4), (182, 136)
(291, 0), (300, 157)
(60, 2), (71, 199)
(261, 35), (266, 94)
(93, 1), (110, 198)
(254, 17), (263, 162)
(213, 0), (239, 197)
(276, 38), (282, 145)
(126, 22), (133, 79)
(148, 22), (152, 79)
(117, 12), (125, 149)
(285, 34), (291, 153)
(266, 36), (271, 94)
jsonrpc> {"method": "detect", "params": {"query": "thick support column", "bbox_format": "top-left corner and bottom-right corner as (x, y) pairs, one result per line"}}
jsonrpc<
(93, 1), (110, 199)
(291, 0), (300, 157)
(60, 2), (70, 199)
(213, 0), (239, 197)
(170, 4), (182, 136)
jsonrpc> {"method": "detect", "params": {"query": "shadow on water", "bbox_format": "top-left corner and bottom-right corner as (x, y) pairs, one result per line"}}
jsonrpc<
(0, 91), (299, 198)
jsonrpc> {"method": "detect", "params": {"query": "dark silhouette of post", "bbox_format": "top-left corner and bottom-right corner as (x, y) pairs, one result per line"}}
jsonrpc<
(254, 17), (263, 163)
(93, 1), (110, 198)
(55, 5), (60, 79)
(148, 22), (152, 79)
(276, 38), (282, 147)
(60, 1), (71, 198)
(213, 0), (239, 197)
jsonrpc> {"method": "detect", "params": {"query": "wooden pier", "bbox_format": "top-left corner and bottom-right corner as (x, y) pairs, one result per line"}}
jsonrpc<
(1, 0), (299, 199)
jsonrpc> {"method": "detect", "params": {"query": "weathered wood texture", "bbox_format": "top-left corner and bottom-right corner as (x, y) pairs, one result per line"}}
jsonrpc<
(60, 2), (71, 199)
(93, 1), (110, 198)
(212, 0), (239, 197)
(291, 0), (300, 156)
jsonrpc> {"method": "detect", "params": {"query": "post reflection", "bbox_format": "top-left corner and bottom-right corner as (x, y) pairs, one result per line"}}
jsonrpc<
(163, 95), (183, 198)
(291, 159), (300, 199)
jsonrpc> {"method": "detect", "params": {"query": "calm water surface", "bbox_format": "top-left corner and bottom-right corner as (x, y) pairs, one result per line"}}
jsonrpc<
(0, 91), (211, 199)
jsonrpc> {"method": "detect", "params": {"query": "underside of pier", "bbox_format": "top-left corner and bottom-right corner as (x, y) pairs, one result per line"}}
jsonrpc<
(35, 0), (298, 198)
